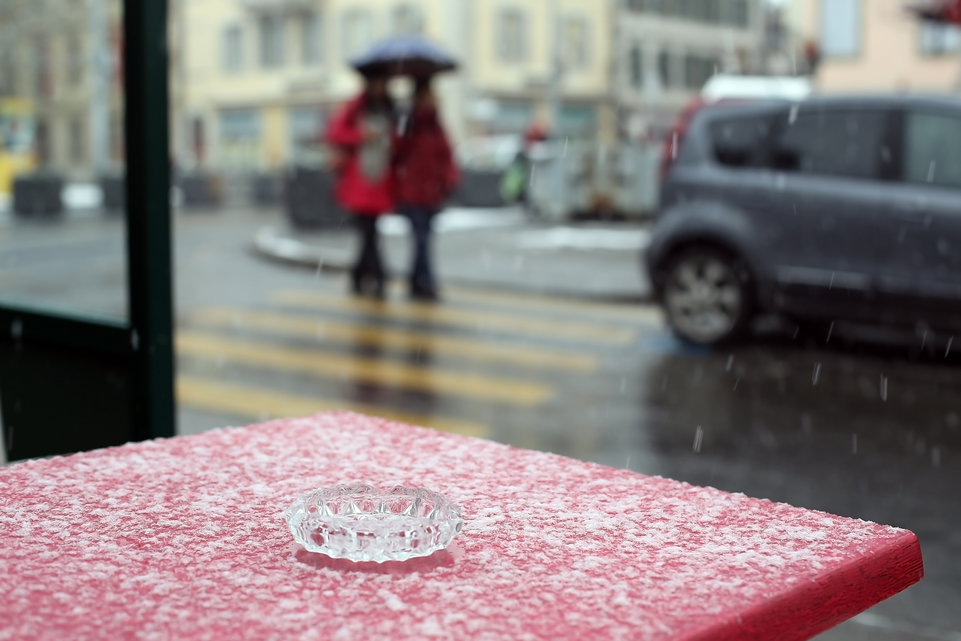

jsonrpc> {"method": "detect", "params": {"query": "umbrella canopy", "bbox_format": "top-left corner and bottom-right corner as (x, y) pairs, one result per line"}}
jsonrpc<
(350, 35), (458, 77)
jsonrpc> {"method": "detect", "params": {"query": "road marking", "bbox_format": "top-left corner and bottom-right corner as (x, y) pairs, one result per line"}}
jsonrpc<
(176, 377), (489, 438)
(177, 331), (553, 406)
(190, 308), (600, 373)
(440, 286), (662, 325)
(273, 290), (639, 345)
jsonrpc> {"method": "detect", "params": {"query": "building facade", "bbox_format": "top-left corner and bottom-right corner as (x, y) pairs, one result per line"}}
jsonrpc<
(173, 0), (616, 172)
(0, 0), (123, 178)
(789, 0), (961, 94)
(613, 0), (766, 139)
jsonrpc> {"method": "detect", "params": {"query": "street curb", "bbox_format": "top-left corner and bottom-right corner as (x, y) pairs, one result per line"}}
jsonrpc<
(251, 226), (653, 305)
(252, 226), (341, 270)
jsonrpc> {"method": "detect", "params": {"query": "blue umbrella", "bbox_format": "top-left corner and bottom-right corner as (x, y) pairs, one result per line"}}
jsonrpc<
(350, 35), (458, 77)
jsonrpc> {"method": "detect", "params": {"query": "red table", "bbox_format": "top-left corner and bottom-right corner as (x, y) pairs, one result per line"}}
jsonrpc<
(0, 412), (922, 640)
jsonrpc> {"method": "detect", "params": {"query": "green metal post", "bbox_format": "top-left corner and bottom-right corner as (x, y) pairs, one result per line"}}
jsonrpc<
(124, 0), (175, 441)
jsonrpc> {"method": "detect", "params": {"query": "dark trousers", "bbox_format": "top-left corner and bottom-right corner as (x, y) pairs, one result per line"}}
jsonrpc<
(400, 204), (437, 295)
(351, 215), (384, 294)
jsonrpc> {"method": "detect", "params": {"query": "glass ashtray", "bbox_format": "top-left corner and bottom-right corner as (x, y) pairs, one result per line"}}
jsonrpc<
(284, 484), (463, 563)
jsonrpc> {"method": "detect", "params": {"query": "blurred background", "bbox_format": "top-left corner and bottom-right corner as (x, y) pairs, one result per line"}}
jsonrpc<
(3, 1), (961, 639)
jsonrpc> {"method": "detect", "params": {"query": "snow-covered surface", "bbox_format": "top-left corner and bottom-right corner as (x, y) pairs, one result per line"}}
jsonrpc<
(512, 226), (650, 251)
(0, 412), (921, 641)
(62, 183), (103, 210)
(378, 207), (527, 237)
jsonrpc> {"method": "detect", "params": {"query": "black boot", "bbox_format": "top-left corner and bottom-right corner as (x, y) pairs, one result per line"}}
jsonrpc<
(350, 269), (364, 296)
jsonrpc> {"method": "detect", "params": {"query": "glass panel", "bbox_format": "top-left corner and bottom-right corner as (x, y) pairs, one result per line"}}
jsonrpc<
(820, 0), (860, 57)
(561, 16), (590, 70)
(167, 5), (956, 637)
(771, 109), (885, 179)
(391, 4), (424, 36)
(300, 11), (323, 65)
(342, 9), (372, 60)
(904, 111), (961, 189)
(920, 21), (961, 56)
(628, 46), (643, 89)
(709, 114), (774, 168)
(497, 9), (528, 63)
(0, 0), (127, 321)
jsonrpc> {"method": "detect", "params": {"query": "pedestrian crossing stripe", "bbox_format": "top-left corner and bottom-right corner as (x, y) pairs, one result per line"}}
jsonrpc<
(438, 286), (661, 325)
(190, 308), (599, 373)
(176, 377), (489, 438)
(272, 290), (639, 345)
(177, 331), (553, 406)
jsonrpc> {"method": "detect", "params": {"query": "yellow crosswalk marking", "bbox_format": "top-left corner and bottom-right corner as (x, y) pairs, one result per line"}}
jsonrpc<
(177, 377), (488, 438)
(441, 287), (662, 325)
(190, 308), (599, 373)
(273, 290), (638, 345)
(177, 331), (553, 406)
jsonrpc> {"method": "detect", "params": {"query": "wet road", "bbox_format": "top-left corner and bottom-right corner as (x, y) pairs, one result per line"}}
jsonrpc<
(2, 209), (959, 639)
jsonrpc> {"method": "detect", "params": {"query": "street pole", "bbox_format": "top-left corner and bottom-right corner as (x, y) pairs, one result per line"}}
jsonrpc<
(547, 0), (565, 218)
(88, 0), (110, 175)
(547, 0), (564, 135)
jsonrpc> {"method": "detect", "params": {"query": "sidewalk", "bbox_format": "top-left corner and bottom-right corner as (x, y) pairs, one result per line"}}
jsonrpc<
(253, 207), (653, 303)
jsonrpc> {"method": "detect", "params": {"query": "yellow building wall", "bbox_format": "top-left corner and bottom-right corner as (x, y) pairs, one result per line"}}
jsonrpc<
(471, 0), (611, 98)
(179, 0), (615, 166)
(805, 0), (961, 93)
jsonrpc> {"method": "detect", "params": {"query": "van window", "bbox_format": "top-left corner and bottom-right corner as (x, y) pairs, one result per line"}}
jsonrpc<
(708, 114), (772, 168)
(770, 109), (886, 179)
(904, 111), (961, 190)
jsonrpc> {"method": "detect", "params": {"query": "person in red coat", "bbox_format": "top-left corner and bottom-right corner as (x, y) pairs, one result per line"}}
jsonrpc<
(394, 77), (459, 300)
(326, 74), (396, 297)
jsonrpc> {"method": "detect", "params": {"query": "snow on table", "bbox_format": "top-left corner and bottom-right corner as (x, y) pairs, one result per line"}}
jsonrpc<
(0, 411), (922, 641)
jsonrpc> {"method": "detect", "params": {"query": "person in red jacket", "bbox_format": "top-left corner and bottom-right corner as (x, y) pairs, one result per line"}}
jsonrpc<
(326, 73), (396, 298)
(394, 77), (459, 301)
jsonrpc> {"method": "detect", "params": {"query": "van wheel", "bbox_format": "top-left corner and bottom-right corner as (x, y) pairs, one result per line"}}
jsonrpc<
(662, 247), (753, 346)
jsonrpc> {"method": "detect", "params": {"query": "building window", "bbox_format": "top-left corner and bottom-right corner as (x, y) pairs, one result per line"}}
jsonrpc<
(34, 35), (53, 98)
(222, 24), (244, 72)
(66, 34), (84, 87)
(69, 116), (86, 165)
(562, 16), (590, 70)
(628, 45), (643, 89)
(301, 12), (323, 65)
(342, 9), (373, 60)
(727, 0), (750, 27)
(191, 116), (206, 165)
(392, 3), (424, 35)
(630, 0), (664, 12)
(684, 53), (718, 89)
(220, 109), (261, 169)
(289, 107), (325, 158)
(820, 0), (859, 58)
(259, 15), (285, 68)
(497, 9), (528, 63)
(681, 0), (718, 22)
(1, 57), (16, 95)
(109, 116), (123, 163)
(492, 99), (534, 133)
(920, 22), (961, 56)
(658, 50), (672, 88)
(557, 104), (597, 136)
